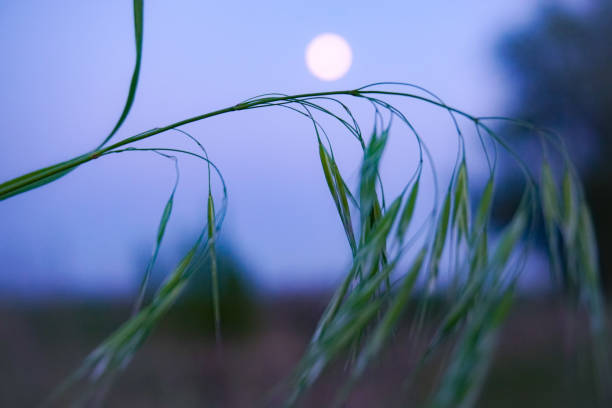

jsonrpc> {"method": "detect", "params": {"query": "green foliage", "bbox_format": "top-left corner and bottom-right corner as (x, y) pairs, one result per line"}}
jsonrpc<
(1, 2), (609, 407)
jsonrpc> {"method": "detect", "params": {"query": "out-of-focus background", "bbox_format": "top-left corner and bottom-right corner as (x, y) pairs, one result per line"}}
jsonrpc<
(0, 0), (610, 406)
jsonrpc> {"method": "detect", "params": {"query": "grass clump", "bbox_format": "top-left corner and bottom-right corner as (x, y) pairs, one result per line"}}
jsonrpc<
(0, 1), (609, 407)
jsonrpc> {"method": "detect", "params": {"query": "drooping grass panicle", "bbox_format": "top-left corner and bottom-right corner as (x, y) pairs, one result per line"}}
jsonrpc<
(1, 3), (609, 406)
(9, 84), (608, 407)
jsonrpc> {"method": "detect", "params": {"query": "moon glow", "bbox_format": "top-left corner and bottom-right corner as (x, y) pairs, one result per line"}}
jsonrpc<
(305, 33), (352, 81)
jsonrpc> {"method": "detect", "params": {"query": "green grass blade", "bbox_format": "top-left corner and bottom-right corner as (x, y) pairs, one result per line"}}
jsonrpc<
(353, 247), (427, 376)
(0, 153), (94, 201)
(561, 169), (578, 244)
(469, 230), (488, 278)
(540, 162), (564, 284)
(359, 128), (388, 219)
(491, 211), (526, 267)
(208, 192), (221, 343)
(360, 195), (402, 258)
(133, 177), (176, 313)
(47, 239), (207, 405)
(98, 0), (144, 147)
(318, 141), (340, 206)
(429, 210), (525, 356)
(318, 141), (357, 253)
(452, 161), (470, 241)
(331, 160), (357, 254)
(471, 176), (494, 242)
(397, 178), (419, 242)
(287, 298), (382, 407)
(540, 161), (560, 222)
(430, 189), (452, 280)
(429, 289), (514, 408)
(452, 162), (467, 225)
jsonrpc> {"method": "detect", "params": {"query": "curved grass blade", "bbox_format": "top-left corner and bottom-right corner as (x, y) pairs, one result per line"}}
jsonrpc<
(0, 153), (92, 201)
(133, 154), (179, 313)
(2, 0), (143, 200)
(98, 0), (144, 147)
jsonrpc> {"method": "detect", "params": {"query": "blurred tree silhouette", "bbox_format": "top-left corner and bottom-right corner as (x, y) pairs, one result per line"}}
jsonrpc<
(146, 243), (256, 337)
(177, 247), (256, 336)
(497, 0), (612, 291)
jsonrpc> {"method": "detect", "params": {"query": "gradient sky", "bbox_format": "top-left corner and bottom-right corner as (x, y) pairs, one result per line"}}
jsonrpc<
(0, 1), (549, 296)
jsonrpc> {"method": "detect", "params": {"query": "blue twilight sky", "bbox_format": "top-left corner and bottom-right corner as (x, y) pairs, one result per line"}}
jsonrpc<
(0, 1), (561, 296)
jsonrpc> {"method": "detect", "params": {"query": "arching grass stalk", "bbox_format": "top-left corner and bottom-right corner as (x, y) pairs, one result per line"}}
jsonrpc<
(1, 1), (609, 407)
(3, 89), (609, 408)
(11, 83), (605, 407)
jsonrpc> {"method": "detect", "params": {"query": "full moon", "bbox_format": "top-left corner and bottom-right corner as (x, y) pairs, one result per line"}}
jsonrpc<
(305, 33), (352, 81)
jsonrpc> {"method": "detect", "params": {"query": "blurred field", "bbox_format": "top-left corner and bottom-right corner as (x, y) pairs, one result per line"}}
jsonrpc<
(0, 296), (603, 407)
